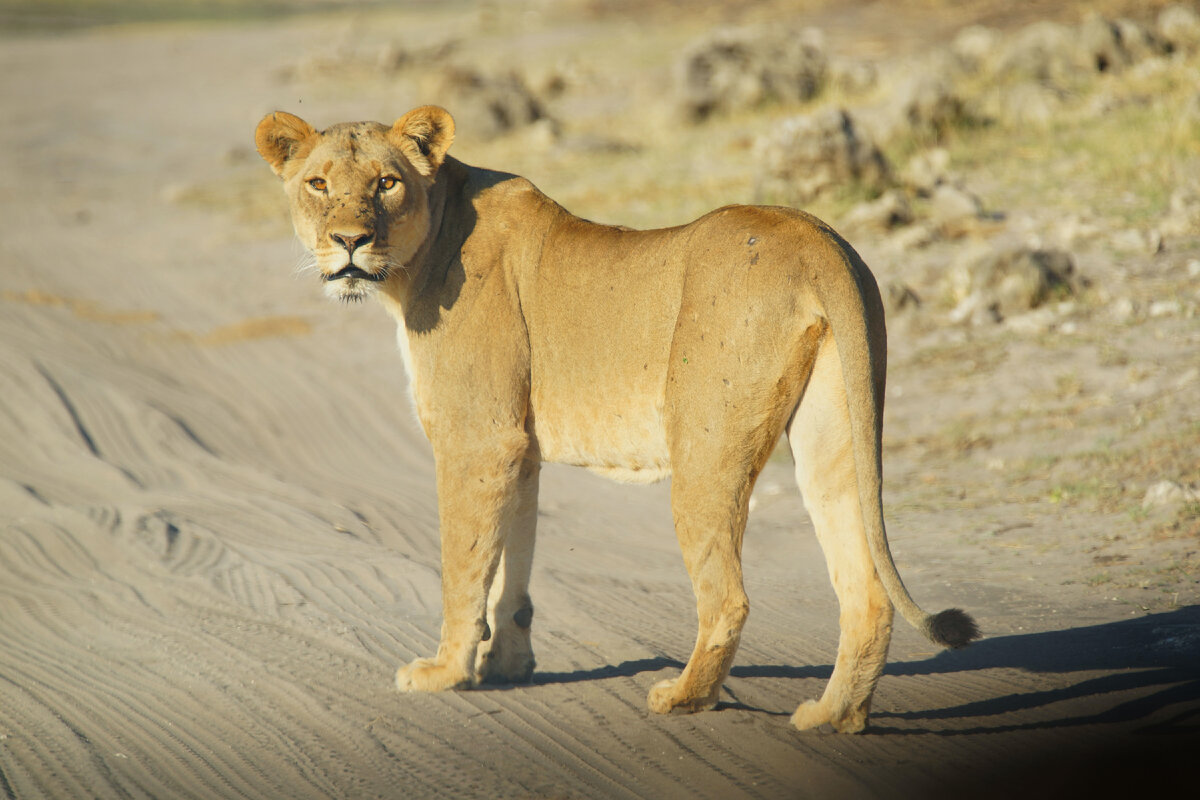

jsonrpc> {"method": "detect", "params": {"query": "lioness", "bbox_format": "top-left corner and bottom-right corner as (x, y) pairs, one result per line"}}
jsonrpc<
(256, 106), (978, 733)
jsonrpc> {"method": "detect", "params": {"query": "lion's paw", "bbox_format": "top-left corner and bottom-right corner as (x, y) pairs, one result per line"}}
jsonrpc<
(395, 657), (473, 693)
(790, 699), (829, 730)
(476, 634), (535, 685)
(790, 699), (867, 733)
(646, 677), (718, 715)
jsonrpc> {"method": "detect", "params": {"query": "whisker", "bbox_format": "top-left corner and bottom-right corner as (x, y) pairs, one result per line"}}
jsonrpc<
(369, 248), (411, 277)
(289, 241), (318, 279)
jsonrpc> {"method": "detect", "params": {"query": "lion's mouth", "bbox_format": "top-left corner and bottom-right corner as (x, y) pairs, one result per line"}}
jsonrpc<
(325, 265), (387, 283)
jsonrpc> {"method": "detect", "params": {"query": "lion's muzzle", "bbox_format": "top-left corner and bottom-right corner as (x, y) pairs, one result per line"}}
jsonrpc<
(325, 265), (387, 283)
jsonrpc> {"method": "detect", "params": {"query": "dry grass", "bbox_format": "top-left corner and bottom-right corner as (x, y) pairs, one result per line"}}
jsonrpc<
(949, 60), (1200, 225)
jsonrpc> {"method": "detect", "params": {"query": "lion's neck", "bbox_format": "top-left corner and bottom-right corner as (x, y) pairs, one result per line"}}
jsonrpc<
(377, 157), (561, 345)
(377, 158), (466, 334)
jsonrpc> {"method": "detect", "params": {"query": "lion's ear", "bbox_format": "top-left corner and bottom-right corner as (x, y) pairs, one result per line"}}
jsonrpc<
(255, 111), (318, 178)
(390, 106), (455, 178)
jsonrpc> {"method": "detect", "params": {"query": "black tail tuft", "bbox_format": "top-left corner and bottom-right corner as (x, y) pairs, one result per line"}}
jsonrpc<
(926, 608), (981, 649)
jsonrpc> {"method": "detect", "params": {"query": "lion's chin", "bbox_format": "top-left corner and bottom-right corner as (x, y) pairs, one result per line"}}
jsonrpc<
(324, 278), (378, 304)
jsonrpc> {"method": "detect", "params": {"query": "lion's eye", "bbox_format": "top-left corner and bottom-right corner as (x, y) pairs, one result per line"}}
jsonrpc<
(379, 176), (400, 192)
(307, 177), (327, 192)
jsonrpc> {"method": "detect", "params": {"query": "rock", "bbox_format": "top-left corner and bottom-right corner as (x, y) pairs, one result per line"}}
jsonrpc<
(942, 241), (990, 303)
(1112, 17), (1168, 64)
(753, 108), (890, 203)
(1047, 213), (1103, 248)
(1148, 299), (1182, 318)
(901, 148), (951, 195)
(1078, 14), (1164, 73)
(529, 64), (572, 99)
(1110, 228), (1164, 255)
(677, 25), (827, 121)
(889, 222), (939, 251)
(1160, 186), (1200, 237)
(828, 57), (878, 94)
(524, 118), (560, 151)
(1080, 14), (1129, 72)
(951, 24), (1001, 72)
(842, 189), (912, 232)
(883, 281), (922, 315)
(929, 183), (984, 227)
(976, 80), (1068, 128)
(427, 67), (548, 135)
(873, 72), (966, 144)
(1142, 480), (1200, 510)
(947, 291), (1002, 325)
(946, 247), (1078, 324)
(993, 20), (1092, 85)
(1109, 296), (1138, 323)
(376, 38), (458, 72)
(1127, 54), (1172, 82)
(1081, 87), (1153, 120)
(1003, 306), (1059, 334)
(981, 14), (1167, 90)
(1159, 4), (1200, 53)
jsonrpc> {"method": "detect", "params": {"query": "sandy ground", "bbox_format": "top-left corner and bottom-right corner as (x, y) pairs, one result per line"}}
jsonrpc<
(2, 2), (1198, 798)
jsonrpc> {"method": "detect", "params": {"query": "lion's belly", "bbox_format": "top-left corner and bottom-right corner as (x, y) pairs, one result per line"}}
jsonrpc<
(522, 221), (689, 483)
(530, 388), (672, 484)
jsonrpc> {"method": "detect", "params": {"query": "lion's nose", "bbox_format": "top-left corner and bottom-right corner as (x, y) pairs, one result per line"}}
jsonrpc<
(330, 231), (372, 254)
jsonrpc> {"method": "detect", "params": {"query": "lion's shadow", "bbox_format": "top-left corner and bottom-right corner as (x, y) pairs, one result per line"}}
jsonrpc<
(531, 605), (1200, 734)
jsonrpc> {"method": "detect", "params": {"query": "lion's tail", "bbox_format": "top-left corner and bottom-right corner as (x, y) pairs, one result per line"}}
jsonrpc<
(814, 228), (980, 650)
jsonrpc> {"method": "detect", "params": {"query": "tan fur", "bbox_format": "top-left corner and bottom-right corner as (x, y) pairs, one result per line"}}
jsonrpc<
(256, 106), (978, 733)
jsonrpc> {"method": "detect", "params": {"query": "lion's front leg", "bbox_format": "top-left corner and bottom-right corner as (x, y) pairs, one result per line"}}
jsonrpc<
(475, 458), (539, 684)
(396, 436), (530, 693)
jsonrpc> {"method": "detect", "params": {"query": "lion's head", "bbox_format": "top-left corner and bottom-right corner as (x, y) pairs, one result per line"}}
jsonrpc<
(255, 106), (455, 302)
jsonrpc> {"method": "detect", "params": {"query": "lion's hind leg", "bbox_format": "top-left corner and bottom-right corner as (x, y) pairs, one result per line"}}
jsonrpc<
(648, 312), (824, 715)
(646, 463), (753, 715)
(787, 336), (893, 733)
